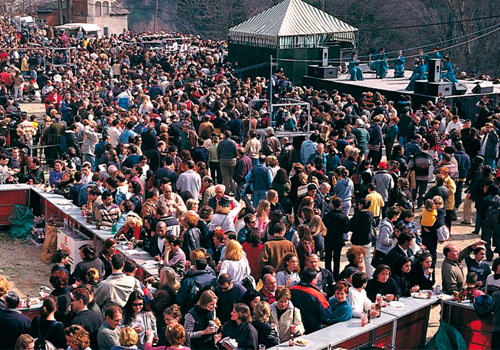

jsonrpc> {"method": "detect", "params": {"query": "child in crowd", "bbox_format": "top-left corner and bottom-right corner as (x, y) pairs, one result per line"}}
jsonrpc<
(464, 272), (485, 298)
(421, 199), (437, 229)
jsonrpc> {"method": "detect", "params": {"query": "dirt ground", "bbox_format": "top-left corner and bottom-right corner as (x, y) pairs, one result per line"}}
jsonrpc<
(0, 232), (52, 298)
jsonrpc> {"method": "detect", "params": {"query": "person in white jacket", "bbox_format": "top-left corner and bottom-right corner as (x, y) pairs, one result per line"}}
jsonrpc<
(220, 240), (251, 283)
(347, 272), (379, 318)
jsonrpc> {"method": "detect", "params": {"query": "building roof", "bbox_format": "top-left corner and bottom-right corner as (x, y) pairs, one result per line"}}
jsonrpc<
(229, 0), (357, 48)
(111, 1), (130, 16)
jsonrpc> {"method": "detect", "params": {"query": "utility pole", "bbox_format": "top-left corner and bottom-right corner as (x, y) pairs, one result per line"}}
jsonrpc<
(22, 0), (25, 13)
(153, 0), (159, 33)
(58, 0), (63, 24)
(67, 0), (72, 23)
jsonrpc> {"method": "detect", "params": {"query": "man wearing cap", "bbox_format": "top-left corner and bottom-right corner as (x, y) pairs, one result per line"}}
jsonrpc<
(481, 123), (499, 170)
(371, 162), (394, 218)
(352, 119), (370, 158)
(263, 127), (281, 156)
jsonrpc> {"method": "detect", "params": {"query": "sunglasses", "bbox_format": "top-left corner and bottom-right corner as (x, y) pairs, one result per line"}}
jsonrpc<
(132, 303), (144, 307)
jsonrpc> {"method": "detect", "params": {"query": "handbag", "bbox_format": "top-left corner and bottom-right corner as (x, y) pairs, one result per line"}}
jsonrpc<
(436, 225), (450, 242)
(241, 274), (256, 291)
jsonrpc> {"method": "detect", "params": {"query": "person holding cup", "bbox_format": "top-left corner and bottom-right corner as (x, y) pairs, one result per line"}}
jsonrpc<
(269, 287), (305, 343)
(122, 291), (158, 348)
(184, 290), (220, 350)
(365, 264), (401, 303)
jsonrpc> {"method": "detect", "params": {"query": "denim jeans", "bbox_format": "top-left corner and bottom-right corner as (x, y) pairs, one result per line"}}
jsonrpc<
(252, 190), (268, 208)
(455, 181), (465, 209)
(398, 136), (406, 147)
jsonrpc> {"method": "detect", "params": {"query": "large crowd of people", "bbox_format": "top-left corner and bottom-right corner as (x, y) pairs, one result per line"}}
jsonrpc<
(0, 14), (500, 350)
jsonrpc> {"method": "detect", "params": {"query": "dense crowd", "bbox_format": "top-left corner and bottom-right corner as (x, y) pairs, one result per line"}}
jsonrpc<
(0, 14), (500, 350)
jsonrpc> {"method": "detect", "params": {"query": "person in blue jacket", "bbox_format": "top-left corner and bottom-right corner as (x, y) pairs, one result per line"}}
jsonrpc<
(371, 48), (388, 79)
(441, 56), (458, 83)
(407, 59), (426, 91)
(326, 281), (352, 325)
(394, 50), (405, 78)
(417, 48), (427, 74)
(290, 268), (333, 334)
(348, 53), (364, 81)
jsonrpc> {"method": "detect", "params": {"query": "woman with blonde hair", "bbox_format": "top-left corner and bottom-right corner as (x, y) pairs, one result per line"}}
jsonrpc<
(186, 198), (199, 213)
(139, 95), (153, 116)
(148, 267), (179, 331)
(256, 200), (271, 232)
(117, 326), (139, 348)
(252, 302), (280, 348)
(14, 335), (35, 350)
(63, 325), (91, 350)
(181, 210), (201, 256)
(266, 156), (280, 180)
(116, 213), (149, 250)
(184, 290), (219, 350)
(309, 215), (327, 255)
(220, 240), (251, 283)
(266, 189), (284, 216)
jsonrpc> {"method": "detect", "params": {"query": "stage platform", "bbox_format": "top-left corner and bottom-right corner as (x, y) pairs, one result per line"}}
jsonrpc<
(303, 68), (500, 117)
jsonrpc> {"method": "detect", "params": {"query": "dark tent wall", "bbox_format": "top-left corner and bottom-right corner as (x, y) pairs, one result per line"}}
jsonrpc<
(228, 43), (276, 80)
(228, 44), (345, 85)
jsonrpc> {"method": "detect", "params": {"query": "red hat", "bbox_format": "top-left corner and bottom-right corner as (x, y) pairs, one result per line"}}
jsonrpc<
(378, 162), (387, 169)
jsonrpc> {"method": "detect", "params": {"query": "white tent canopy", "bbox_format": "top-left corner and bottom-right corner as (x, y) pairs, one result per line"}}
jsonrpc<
(56, 23), (103, 37)
(229, 0), (358, 49)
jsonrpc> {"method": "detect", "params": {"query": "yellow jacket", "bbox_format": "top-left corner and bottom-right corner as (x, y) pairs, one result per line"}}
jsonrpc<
(444, 176), (456, 210)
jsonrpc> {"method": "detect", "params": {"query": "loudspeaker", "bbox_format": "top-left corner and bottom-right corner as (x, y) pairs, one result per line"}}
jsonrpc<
(428, 59), (441, 83)
(472, 82), (494, 94)
(426, 81), (452, 96)
(414, 80), (428, 94)
(308, 65), (338, 79)
(453, 82), (468, 95)
(321, 47), (329, 67)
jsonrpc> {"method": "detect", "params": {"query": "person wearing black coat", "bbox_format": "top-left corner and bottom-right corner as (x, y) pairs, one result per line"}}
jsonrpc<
(384, 231), (415, 273)
(252, 301), (280, 348)
(323, 198), (350, 280)
(365, 264), (401, 302)
(252, 320), (280, 348)
(349, 198), (375, 279)
(392, 257), (419, 297)
(221, 304), (258, 350)
(409, 252), (435, 290)
(0, 292), (32, 350)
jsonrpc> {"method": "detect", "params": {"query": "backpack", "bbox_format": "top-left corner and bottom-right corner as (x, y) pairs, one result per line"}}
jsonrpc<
(182, 277), (216, 314)
(34, 319), (59, 350)
(485, 202), (500, 224)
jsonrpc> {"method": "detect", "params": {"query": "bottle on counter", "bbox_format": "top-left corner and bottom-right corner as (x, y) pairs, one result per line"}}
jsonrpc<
(111, 223), (117, 236)
(288, 332), (295, 346)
